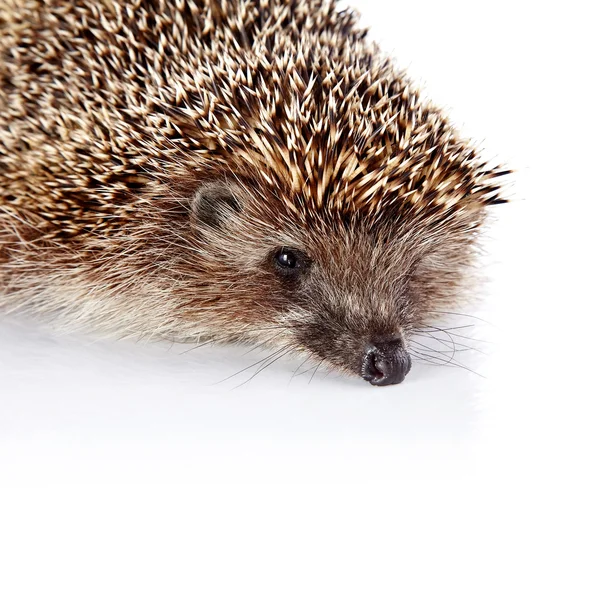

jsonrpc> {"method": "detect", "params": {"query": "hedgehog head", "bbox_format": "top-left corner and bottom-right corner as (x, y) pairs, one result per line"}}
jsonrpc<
(139, 31), (508, 385)
(154, 147), (500, 385)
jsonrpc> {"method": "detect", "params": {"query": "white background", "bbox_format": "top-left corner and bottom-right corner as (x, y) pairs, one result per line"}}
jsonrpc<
(1, 1), (599, 598)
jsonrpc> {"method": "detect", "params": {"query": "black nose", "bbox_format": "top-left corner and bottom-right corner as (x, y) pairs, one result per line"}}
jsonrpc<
(361, 339), (412, 386)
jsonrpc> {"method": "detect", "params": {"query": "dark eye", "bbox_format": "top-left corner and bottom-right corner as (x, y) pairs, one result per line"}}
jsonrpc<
(275, 248), (298, 269)
(272, 247), (310, 277)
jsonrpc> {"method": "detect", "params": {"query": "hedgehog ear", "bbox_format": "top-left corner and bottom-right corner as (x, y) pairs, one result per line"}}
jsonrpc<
(191, 181), (242, 229)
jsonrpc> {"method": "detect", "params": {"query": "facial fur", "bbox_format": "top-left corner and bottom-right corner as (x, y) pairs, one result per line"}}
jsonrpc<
(0, 0), (507, 384)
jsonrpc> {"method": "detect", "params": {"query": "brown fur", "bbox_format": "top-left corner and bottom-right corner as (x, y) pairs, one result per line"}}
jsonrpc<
(0, 0), (507, 379)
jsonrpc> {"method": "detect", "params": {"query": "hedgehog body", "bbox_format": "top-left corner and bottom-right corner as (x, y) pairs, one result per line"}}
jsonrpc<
(0, 0), (506, 385)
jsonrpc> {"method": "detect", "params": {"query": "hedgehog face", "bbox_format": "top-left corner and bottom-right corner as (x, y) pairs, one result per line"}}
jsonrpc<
(268, 236), (416, 386)
(185, 180), (472, 386)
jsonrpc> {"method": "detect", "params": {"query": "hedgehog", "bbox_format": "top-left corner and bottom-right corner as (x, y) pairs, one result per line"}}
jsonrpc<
(0, 0), (507, 386)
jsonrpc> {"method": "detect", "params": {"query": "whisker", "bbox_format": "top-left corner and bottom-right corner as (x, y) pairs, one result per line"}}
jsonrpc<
(231, 348), (291, 389)
(418, 324), (475, 332)
(427, 310), (493, 326)
(436, 330), (492, 345)
(418, 323), (484, 342)
(411, 351), (466, 370)
(409, 339), (472, 355)
(294, 363), (321, 379)
(412, 331), (488, 356)
(308, 360), (325, 385)
(216, 348), (283, 384)
(410, 351), (452, 367)
(418, 326), (458, 361)
(240, 332), (285, 356)
(412, 356), (451, 367)
(320, 367), (334, 380)
(410, 345), (455, 366)
(289, 356), (312, 385)
(412, 349), (486, 379)
(179, 338), (213, 355)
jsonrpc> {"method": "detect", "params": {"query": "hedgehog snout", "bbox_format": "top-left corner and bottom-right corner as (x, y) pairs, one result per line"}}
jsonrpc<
(361, 337), (412, 386)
